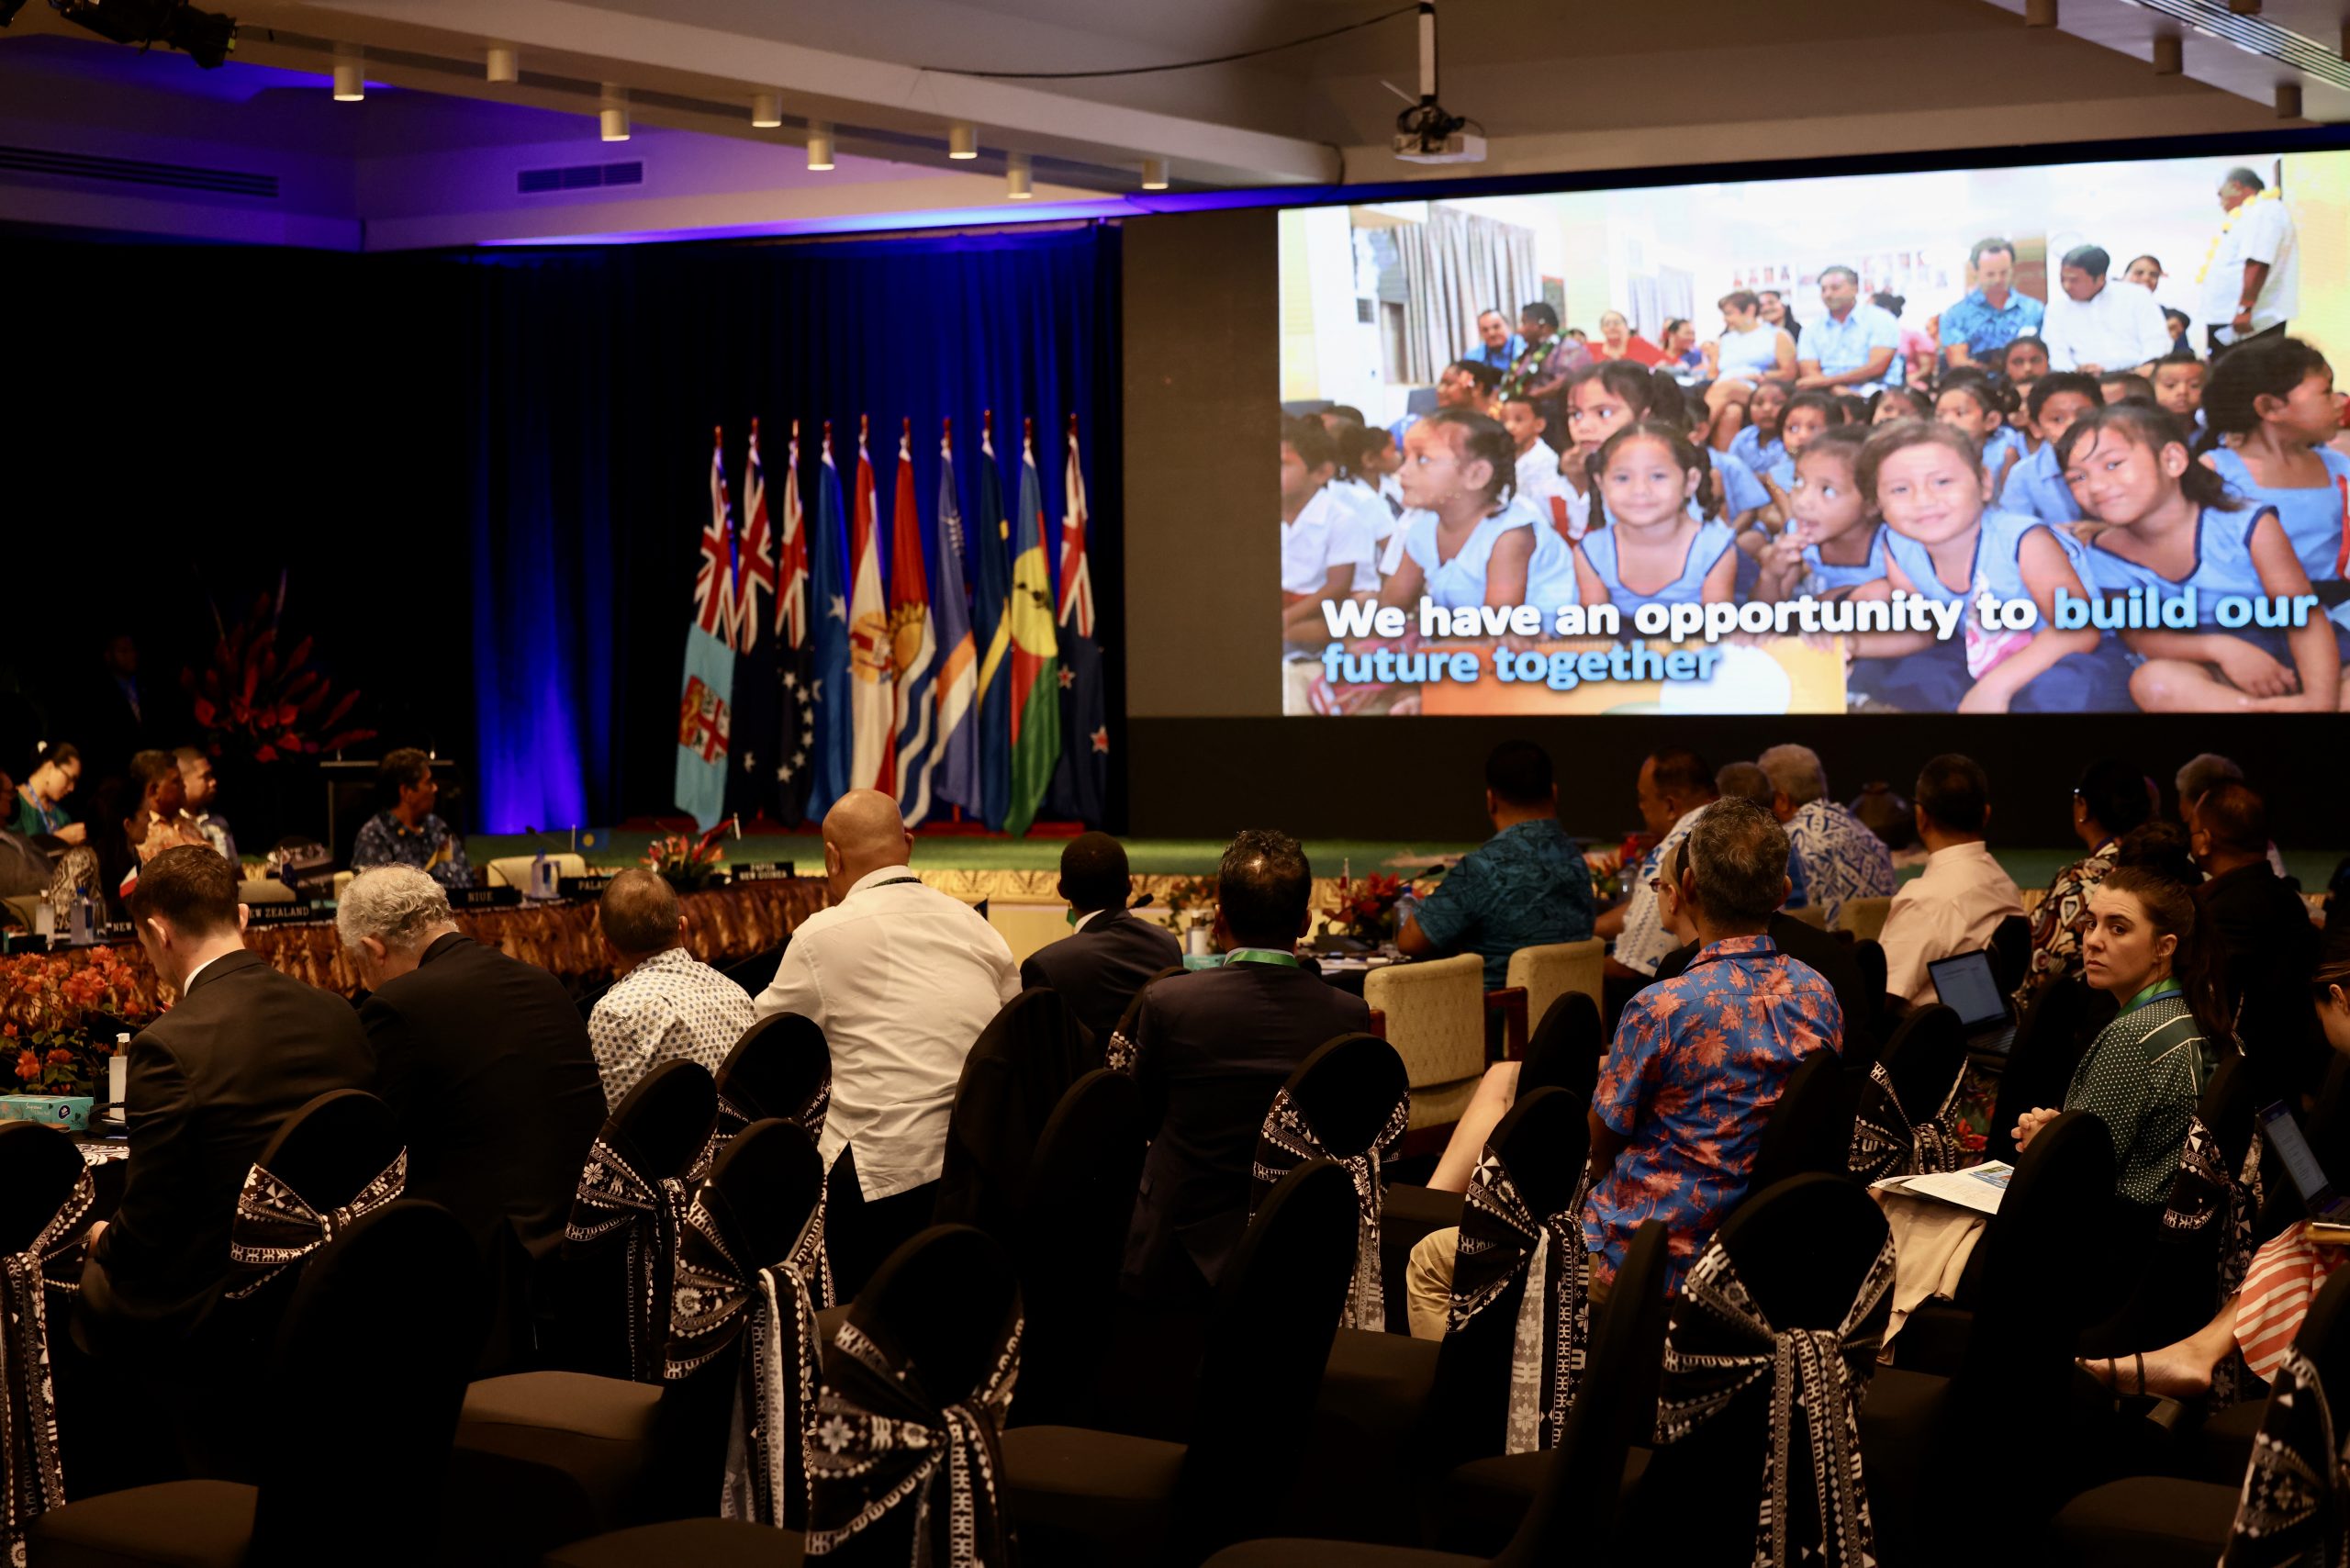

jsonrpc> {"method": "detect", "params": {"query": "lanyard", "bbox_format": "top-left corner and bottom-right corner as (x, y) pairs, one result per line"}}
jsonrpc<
(2122, 979), (2184, 1013)
(1225, 947), (1302, 969)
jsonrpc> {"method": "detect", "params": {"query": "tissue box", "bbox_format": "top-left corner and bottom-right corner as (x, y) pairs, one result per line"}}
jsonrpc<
(0, 1095), (94, 1133)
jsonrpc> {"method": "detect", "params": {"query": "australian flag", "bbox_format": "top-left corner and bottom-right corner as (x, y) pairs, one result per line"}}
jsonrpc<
(1045, 417), (1106, 826)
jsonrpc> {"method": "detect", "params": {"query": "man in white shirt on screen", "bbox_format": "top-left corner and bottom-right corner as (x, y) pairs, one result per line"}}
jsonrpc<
(2042, 244), (2175, 375)
(1877, 754), (2024, 1007)
(2199, 165), (2298, 352)
(755, 789), (1020, 1292)
(1281, 414), (1375, 644)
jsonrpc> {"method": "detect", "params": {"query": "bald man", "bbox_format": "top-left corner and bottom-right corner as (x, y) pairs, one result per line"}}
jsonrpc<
(755, 790), (1019, 1292)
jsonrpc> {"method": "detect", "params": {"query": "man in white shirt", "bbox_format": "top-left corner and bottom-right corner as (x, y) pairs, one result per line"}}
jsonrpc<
(2042, 245), (2175, 375)
(2199, 166), (2298, 352)
(588, 868), (755, 1106)
(1281, 414), (1375, 645)
(1878, 754), (2024, 1006)
(1597, 747), (1720, 984)
(755, 789), (1019, 1292)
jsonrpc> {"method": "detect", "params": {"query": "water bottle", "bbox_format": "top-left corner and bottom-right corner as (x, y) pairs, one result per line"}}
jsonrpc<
(1393, 888), (1419, 949)
(68, 887), (95, 946)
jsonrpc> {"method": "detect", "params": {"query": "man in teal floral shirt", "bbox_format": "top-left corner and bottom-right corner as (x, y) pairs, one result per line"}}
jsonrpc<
(1398, 741), (1595, 988)
(1584, 798), (1841, 1292)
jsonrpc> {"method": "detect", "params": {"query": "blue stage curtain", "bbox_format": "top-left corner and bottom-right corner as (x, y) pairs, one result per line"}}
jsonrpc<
(452, 224), (1122, 834)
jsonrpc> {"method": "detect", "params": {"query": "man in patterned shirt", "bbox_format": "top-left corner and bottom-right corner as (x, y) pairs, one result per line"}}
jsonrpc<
(1597, 747), (1718, 991)
(2017, 758), (2151, 1003)
(1584, 798), (1842, 1293)
(1757, 744), (1897, 932)
(351, 747), (475, 889)
(588, 868), (755, 1107)
(1397, 740), (1595, 988)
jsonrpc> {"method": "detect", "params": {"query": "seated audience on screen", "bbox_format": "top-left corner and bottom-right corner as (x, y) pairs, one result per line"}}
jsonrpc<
(1280, 414), (1376, 644)
(588, 866), (756, 1107)
(1796, 265), (1903, 396)
(1499, 301), (1587, 422)
(1398, 740), (1596, 988)
(343, 865), (607, 1313)
(2151, 352), (2206, 424)
(1756, 743), (1897, 931)
(1940, 238), (2045, 371)
(2019, 757), (2154, 1001)
(351, 746), (476, 890)
(2098, 371), (2158, 408)
(1124, 828), (1371, 1304)
(2042, 243), (2174, 375)
(2195, 338), (2350, 621)
(1596, 746), (1718, 984)
(1378, 409), (1577, 616)
(1586, 308), (1663, 366)
(1465, 307), (1523, 374)
(82, 847), (373, 1362)
(1879, 753), (2025, 1006)
(1998, 373), (2102, 523)
(1020, 830), (1182, 1042)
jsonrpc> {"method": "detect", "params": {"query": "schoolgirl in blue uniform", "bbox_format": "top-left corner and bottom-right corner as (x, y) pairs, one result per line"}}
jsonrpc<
(1997, 373), (2103, 525)
(1572, 420), (1738, 623)
(1755, 425), (1888, 602)
(2194, 336), (2350, 641)
(1381, 408), (1582, 618)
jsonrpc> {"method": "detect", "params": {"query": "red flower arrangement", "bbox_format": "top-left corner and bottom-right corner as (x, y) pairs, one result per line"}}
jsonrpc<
(643, 825), (730, 892)
(184, 593), (377, 765)
(0, 946), (160, 1095)
(1325, 872), (1406, 944)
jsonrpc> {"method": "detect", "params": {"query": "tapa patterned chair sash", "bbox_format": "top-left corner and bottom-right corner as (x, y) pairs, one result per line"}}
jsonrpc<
(1654, 1229), (1896, 1568)
(1846, 1058), (1966, 1183)
(803, 1313), (1023, 1566)
(1249, 1084), (1411, 1330)
(2, 1164), (95, 1563)
(666, 1194), (824, 1529)
(693, 1074), (836, 1178)
(1446, 1147), (1594, 1455)
(2165, 1114), (2266, 1408)
(1103, 1028), (1137, 1077)
(2226, 1341), (2350, 1566)
(222, 1149), (408, 1301)
(567, 1136), (694, 1383)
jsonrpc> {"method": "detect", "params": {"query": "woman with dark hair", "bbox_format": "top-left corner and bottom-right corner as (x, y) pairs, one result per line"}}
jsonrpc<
(2195, 336), (2350, 632)
(1758, 288), (1801, 340)
(2012, 857), (2222, 1213)
(2016, 759), (2156, 1001)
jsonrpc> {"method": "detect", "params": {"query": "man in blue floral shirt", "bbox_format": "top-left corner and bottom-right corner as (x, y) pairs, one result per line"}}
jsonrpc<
(1758, 744), (1895, 932)
(350, 748), (474, 889)
(1584, 798), (1841, 1293)
(1398, 741), (1595, 988)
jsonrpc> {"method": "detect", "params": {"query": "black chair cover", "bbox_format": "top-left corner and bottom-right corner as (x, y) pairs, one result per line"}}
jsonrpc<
(1986, 913), (2032, 996)
(1248, 1033), (1410, 1330)
(1439, 1086), (1593, 1459)
(2225, 1267), (2350, 1565)
(1646, 1174), (1896, 1568)
(1, 1124), (95, 1561)
(1104, 966), (1184, 1078)
(1847, 1006), (1968, 1182)
(666, 1117), (828, 1529)
(1009, 1070), (1147, 1429)
(565, 1060), (720, 1383)
(2125, 1048), (2265, 1396)
(804, 1225), (1022, 1566)
(1518, 991), (1603, 1103)
(935, 990), (1100, 1236)
(1750, 1050), (1855, 1194)
(1986, 974), (2115, 1162)
(701, 1014), (835, 1305)
(222, 1090), (408, 1304)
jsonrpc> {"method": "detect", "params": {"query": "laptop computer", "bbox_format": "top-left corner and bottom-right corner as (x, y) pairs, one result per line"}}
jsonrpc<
(1927, 949), (2019, 1058)
(2258, 1102), (2350, 1225)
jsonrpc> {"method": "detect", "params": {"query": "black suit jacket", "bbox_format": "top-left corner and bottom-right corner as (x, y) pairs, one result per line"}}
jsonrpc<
(81, 948), (373, 1355)
(359, 933), (607, 1270)
(1019, 907), (1183, 1041)
(1122, 961), (1371, 1301)
(1656, 913), (1874, 1058)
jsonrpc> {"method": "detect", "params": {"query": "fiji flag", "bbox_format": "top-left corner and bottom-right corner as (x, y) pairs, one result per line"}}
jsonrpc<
(805, 425), (855, 823)
(677, 427), (736, 831)
(726, 419), (782, 821)
(971, 414), (1014, 831)
(1003, 422), (1061, 837)
(890, 421), (940, 825)
(1046, 417), (1107, 826)
(930, 420), (980, 817)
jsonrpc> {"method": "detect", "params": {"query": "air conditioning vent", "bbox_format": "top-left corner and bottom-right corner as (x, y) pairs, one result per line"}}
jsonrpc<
(517, 160), (643, 195)
(0, 144), (276, 197)
(2115, 0), (2350, 89)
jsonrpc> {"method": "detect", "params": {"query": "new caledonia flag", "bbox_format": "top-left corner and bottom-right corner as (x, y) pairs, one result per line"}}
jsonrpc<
(676, 425), (736, 832)
(890, 419), (940, 825)
(1003, 420), (1060, 836)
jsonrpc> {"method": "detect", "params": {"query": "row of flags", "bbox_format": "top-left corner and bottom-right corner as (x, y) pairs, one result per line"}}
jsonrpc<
(676, 413), (1105, 836)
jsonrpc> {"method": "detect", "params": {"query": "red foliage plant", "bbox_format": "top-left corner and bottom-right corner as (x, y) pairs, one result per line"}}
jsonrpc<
(183, 595), (376, 764)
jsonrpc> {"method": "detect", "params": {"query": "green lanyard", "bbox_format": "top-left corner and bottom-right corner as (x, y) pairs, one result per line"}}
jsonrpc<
(2122, 978), (2184, 1013)
(1224, 947), (1302, 969)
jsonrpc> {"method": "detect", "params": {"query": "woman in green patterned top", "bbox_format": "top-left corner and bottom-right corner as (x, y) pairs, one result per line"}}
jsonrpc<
(2011, 862), (2221, 1210)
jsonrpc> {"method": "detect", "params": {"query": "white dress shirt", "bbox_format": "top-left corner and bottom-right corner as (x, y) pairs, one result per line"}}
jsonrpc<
(2041, 282), (2174, 373)
(588, 946), (756, 1108)
(1878, 841), (2025, 1006)
(1280, 487), (1376, 597)
(2199, 196), (2299, 341)
(1613, 805), (1707, 978)
(755, 866), (1020, 1199)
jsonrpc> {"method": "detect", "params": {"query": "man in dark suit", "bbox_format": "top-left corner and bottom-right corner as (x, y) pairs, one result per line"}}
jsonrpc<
(340, 866), (606, 1349)
(81, 847), (373, 1360)
(1123, 829), (1369, 1303)
(1020, 831), (1182, 1041)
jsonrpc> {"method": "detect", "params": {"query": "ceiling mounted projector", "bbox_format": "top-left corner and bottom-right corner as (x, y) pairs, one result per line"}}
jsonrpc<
(1391, 2), (1484, 165)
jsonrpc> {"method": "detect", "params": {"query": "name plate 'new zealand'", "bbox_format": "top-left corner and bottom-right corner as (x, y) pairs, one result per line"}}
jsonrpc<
(728, 862), (797, 883)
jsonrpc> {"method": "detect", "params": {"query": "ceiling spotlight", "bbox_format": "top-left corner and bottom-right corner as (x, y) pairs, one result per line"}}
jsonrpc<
(600, 84), (629, 141)
(487, 46), (517, 84)
(808, 121), (834, 171)
(949, 122), (979, 159)
(752, 92), (782, 128)
(1141, 157), (1169, 190)
(47, 0), (238, 67)
(332, 42), (363, 101)
(1007, 151), (1032, 200)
